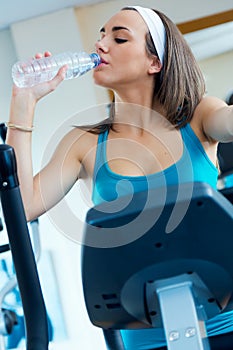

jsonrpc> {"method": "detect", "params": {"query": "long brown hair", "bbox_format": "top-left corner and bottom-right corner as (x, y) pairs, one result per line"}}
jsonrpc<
(148, 8), (206, 127)
(80, 7), (205, 133)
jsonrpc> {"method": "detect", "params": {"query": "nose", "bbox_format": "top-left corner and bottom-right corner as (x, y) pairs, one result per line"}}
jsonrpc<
(95, 37), (109, 53)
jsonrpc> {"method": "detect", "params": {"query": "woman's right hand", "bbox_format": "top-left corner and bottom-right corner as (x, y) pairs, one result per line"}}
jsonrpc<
(10, 51), (68, 127)
(7, 52), (69, 220)
(12, 51), (68, 104)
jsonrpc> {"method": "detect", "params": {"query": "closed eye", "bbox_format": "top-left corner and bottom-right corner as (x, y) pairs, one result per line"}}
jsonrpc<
(115, 38), (128, 44)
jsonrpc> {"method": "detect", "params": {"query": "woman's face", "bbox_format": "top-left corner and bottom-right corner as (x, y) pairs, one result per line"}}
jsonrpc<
(93, 10), (155, 91)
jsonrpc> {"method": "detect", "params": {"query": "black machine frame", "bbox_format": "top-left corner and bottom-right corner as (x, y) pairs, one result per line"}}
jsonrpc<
(82, 182), (233, 350)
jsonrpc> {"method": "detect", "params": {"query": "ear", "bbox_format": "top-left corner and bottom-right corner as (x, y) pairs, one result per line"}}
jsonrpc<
(148, 55), (162, 74)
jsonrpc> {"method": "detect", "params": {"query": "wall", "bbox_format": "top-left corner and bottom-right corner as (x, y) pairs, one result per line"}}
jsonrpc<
(199, 50), (233, 100)
(76, 0), (233, 49)
(76, 0), (233, 101)
(0, 29), (17, 119)
(1, 8), (108, 350)
(0, 0), (232, 349)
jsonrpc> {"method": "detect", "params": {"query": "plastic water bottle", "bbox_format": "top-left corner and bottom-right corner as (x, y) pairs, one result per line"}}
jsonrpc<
(12, 51), (101, 88)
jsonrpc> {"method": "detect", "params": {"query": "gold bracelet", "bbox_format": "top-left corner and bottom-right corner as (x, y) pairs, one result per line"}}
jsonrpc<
(7, 122), (34, 132)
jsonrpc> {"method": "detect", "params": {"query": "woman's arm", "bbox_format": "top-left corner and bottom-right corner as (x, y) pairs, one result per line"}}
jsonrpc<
(26, 128), (84, 221)
(6, 52), (80, 221)
(196, 96), (233, 143)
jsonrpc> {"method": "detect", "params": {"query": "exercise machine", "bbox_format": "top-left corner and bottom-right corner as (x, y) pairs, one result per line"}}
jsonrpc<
(82, 182), (233, 350)
(0, 216), (42, 349)
(1, 132), (233, 349)
(0, 144), (49, 350)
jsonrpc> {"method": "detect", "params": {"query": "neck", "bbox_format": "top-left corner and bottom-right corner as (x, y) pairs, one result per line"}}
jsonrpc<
(111, 91), (165, 132)
(114, 79), (154, 107)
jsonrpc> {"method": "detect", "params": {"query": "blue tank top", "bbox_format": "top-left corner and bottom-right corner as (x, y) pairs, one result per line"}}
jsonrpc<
(92, 124), (233, 349)
(92, 123), (218, 205)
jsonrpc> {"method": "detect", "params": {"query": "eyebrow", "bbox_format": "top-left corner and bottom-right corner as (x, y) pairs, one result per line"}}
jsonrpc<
(100, 26), (130, 33)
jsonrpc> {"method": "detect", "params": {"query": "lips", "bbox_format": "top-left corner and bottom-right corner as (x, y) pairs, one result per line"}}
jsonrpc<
(100, 58), (108, 65)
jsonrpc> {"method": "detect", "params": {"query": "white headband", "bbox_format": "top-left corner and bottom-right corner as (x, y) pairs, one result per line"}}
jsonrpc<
(129, 6), (166, 65)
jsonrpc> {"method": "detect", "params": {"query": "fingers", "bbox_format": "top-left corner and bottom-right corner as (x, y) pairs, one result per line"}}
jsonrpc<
(34, 51), (52, 59)
(33, 51), (68, 78)
(44, 51), (52, 57)
(50, 65), (68, 86)
(18, 51), (68, 95)
(34, 53), (43, 59)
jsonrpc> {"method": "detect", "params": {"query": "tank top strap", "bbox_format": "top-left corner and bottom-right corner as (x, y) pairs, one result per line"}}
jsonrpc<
(93, 130), (108, 179)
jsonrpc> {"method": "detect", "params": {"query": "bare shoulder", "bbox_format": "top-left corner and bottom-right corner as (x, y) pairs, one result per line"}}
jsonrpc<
(52, 127), (99, 164)
(193, 95), (225, 116)
(191, 96), (227, 141)
(193, 96), (227, 122)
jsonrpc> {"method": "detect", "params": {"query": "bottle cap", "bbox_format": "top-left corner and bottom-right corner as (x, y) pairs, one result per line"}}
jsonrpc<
(90, 53), (101, 67)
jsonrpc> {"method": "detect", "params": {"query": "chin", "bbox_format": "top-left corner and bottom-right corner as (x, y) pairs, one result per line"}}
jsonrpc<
(93, 71), (113, 88)
(93, 77), (112, 90)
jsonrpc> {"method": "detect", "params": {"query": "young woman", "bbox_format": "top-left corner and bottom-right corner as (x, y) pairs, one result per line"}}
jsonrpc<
(6, 6), (233, 349)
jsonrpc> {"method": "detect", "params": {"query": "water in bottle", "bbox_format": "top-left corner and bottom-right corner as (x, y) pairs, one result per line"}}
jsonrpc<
(12, 51), (101, 88)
